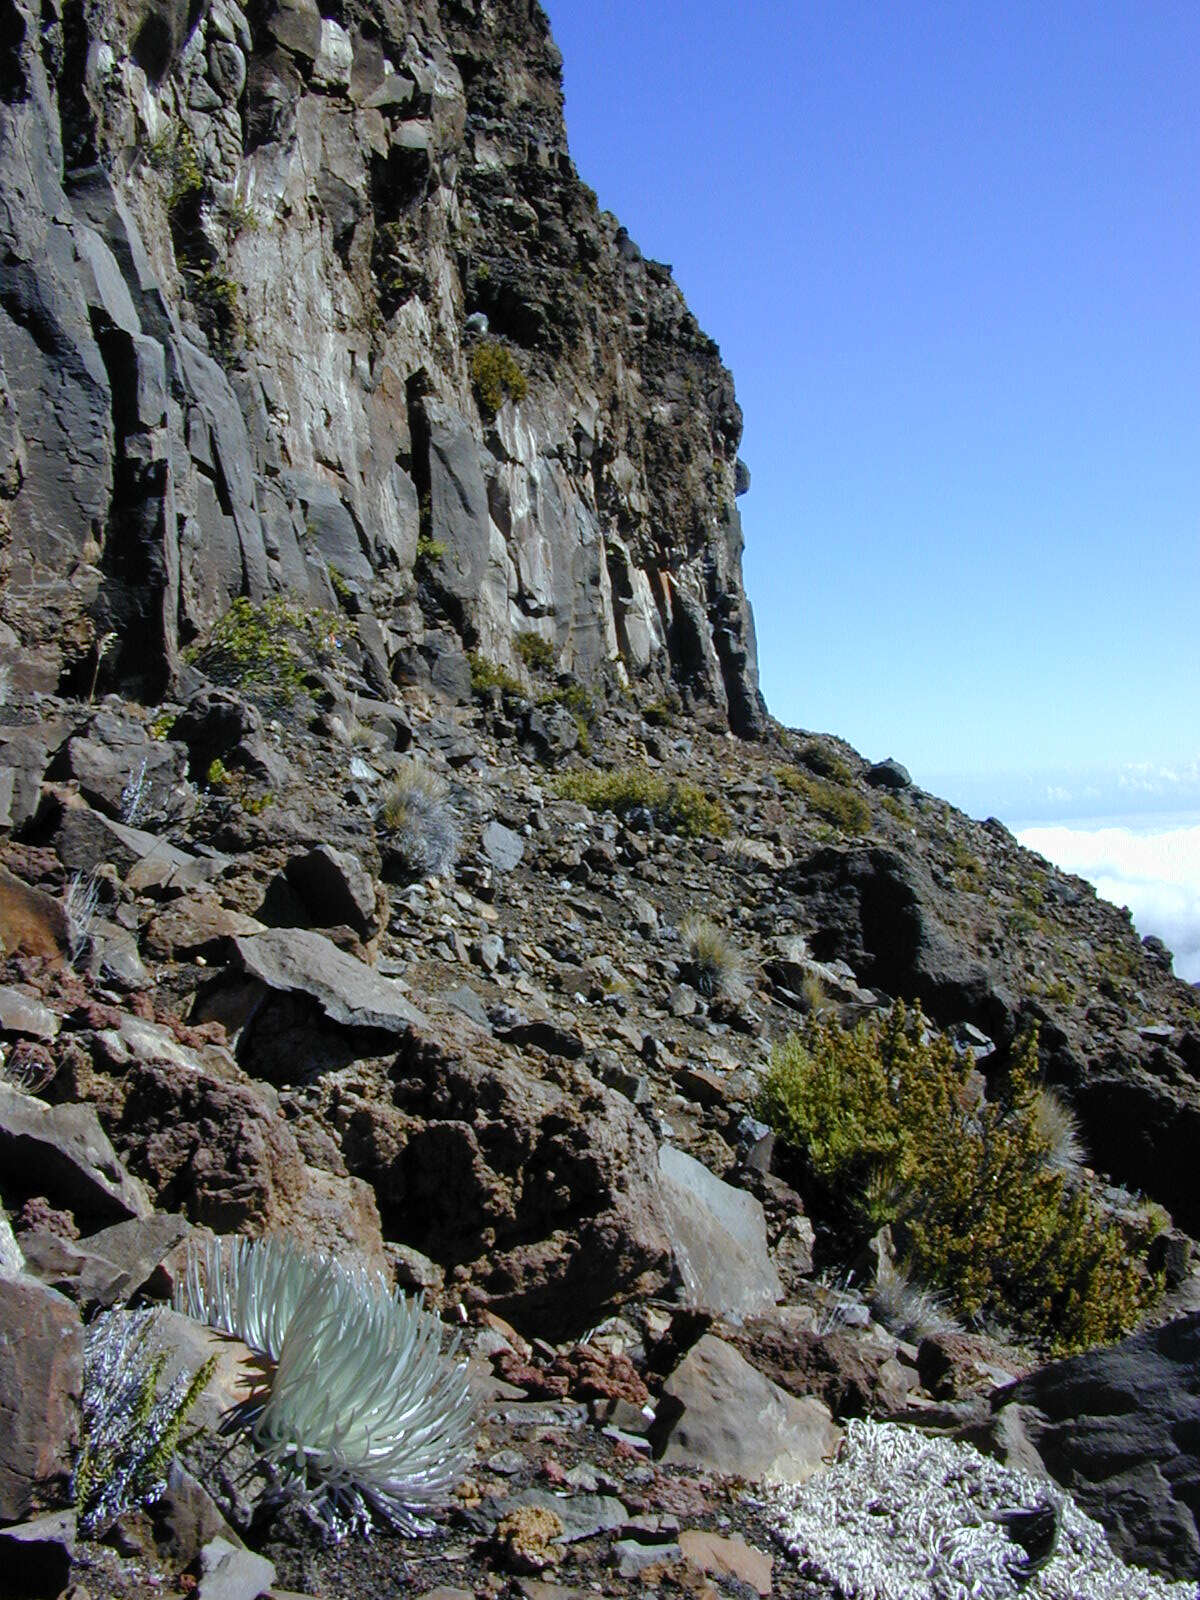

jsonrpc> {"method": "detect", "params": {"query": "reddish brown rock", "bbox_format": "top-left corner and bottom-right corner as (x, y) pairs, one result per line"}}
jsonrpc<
(344, 1020), (673, 1338)
(679, 1529), (772, 1596)
(113, 1061), (387, 1269)
(547, 1344), (650, 1407)
(0, 865), (69, 963)
(728, 1316), (915, 1419)
(0, 1278), (82, 1520)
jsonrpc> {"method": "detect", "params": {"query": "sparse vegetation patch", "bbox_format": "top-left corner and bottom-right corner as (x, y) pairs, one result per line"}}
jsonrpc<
(555, 767), (730, 839)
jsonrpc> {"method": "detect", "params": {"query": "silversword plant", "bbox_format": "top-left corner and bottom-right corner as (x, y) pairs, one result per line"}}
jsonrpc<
(175, 1235), (475, 1540)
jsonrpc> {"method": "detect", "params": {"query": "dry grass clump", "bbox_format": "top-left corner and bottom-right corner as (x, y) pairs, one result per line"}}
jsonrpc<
(379, 762), (459, 879)
(1030, 1085), (1087, 1175)
(869, 1259), (960, 1342)
(679, 913), (746, 999)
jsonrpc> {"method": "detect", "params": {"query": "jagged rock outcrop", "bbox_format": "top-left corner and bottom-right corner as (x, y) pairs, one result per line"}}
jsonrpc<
(0, 0), (765, 731)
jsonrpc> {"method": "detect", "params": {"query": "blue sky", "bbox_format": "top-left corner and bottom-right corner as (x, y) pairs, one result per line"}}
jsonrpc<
(542, 0), (1200, 824)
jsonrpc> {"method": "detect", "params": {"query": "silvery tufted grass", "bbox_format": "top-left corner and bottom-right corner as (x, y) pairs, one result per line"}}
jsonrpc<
(175, 1234), (475, 1540)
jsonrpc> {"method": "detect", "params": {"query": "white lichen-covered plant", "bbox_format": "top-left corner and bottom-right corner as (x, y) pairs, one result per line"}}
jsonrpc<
(175, 1234), (475, 1540)
(765, 1418), (1196, 1600)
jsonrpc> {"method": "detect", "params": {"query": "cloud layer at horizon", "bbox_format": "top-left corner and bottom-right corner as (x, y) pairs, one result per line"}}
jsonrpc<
(1017, 821), (1200, 984)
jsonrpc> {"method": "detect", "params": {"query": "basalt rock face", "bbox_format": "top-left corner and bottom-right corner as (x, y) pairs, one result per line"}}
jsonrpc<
(0, 0), (766, 732)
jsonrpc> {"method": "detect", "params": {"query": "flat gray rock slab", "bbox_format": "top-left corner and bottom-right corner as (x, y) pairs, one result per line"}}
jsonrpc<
(0, 1081), (152, 1224)
(651, 1333), (840, 1485)
(481, 820), (525, 873)
(658, 1145), (782, 1320)
(0, 985), (60, 1040)
(196, 1535), (276, 1600)
(509, 1489), (628, 1543)
(232, 927), (426, 1032)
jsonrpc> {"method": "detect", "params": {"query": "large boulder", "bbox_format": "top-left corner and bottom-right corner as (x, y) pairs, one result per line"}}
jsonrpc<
(0, 1278), (82, 1520)
(650, 1333), (840, 1484)
(991, 1313), (1200, 1578)
(339, 1018), (673, 1337)
(112, 1061), (386, 1271)
(0, 1082), (152, 1227)
(657, 1145), (781, 1321)
(781, 845), (1016, 1042)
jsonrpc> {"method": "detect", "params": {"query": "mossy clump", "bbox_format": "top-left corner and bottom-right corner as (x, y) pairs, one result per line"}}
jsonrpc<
(756, 1004), (1160, 1353)
(515, 631), (555, 671)
(184, 596), (345, 710)
(775, 768), (871, 834)
(554, 768), (730, 840)
(469, 340), (528, 414)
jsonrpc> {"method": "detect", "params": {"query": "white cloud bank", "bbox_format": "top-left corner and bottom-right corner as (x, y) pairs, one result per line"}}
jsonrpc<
(1016, 820), (1200, 984)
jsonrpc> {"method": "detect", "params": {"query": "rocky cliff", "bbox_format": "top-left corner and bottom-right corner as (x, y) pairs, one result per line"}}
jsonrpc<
(0, 0), (765, 731)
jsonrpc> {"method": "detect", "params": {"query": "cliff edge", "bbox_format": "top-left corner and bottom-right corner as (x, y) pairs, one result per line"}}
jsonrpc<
(0, 0), (766, 732)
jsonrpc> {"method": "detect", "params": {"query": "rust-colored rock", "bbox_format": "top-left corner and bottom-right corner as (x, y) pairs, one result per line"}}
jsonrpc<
(0, 1278), (82, 1520)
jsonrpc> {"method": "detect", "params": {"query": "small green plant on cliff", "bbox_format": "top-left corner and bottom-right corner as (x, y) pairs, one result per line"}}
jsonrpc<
(756, 1004), (1159, 1353)
(467, 652), (523, 698)
(148, 125), (204, 213)
(415, 532), (445, 568)
(554, 767), (730, 840)
(515, 631), (555, 671)
(469, 340), (527, 414)
(185, 596), (344, 710)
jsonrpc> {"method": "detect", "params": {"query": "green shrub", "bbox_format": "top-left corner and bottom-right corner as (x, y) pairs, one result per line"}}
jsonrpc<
(184, 596), (344, 709)
(775, 768), (871, 834)
(757, 1005), (1159, 1352)
(515, 632), (555, 671)
(643, 696), (678, 727)
(555, 768), (730, 839)
(469, 340), (527, 414)
(467, 652), (523, 697)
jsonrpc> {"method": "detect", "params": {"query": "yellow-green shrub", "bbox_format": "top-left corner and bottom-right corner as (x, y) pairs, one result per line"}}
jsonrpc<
(184, 596), (344, 708)
(469, 340), (527, 413)
(757, 1005), (1159, 1352)
(555, 768), (730, 839)
(775, 767), (871, 834)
